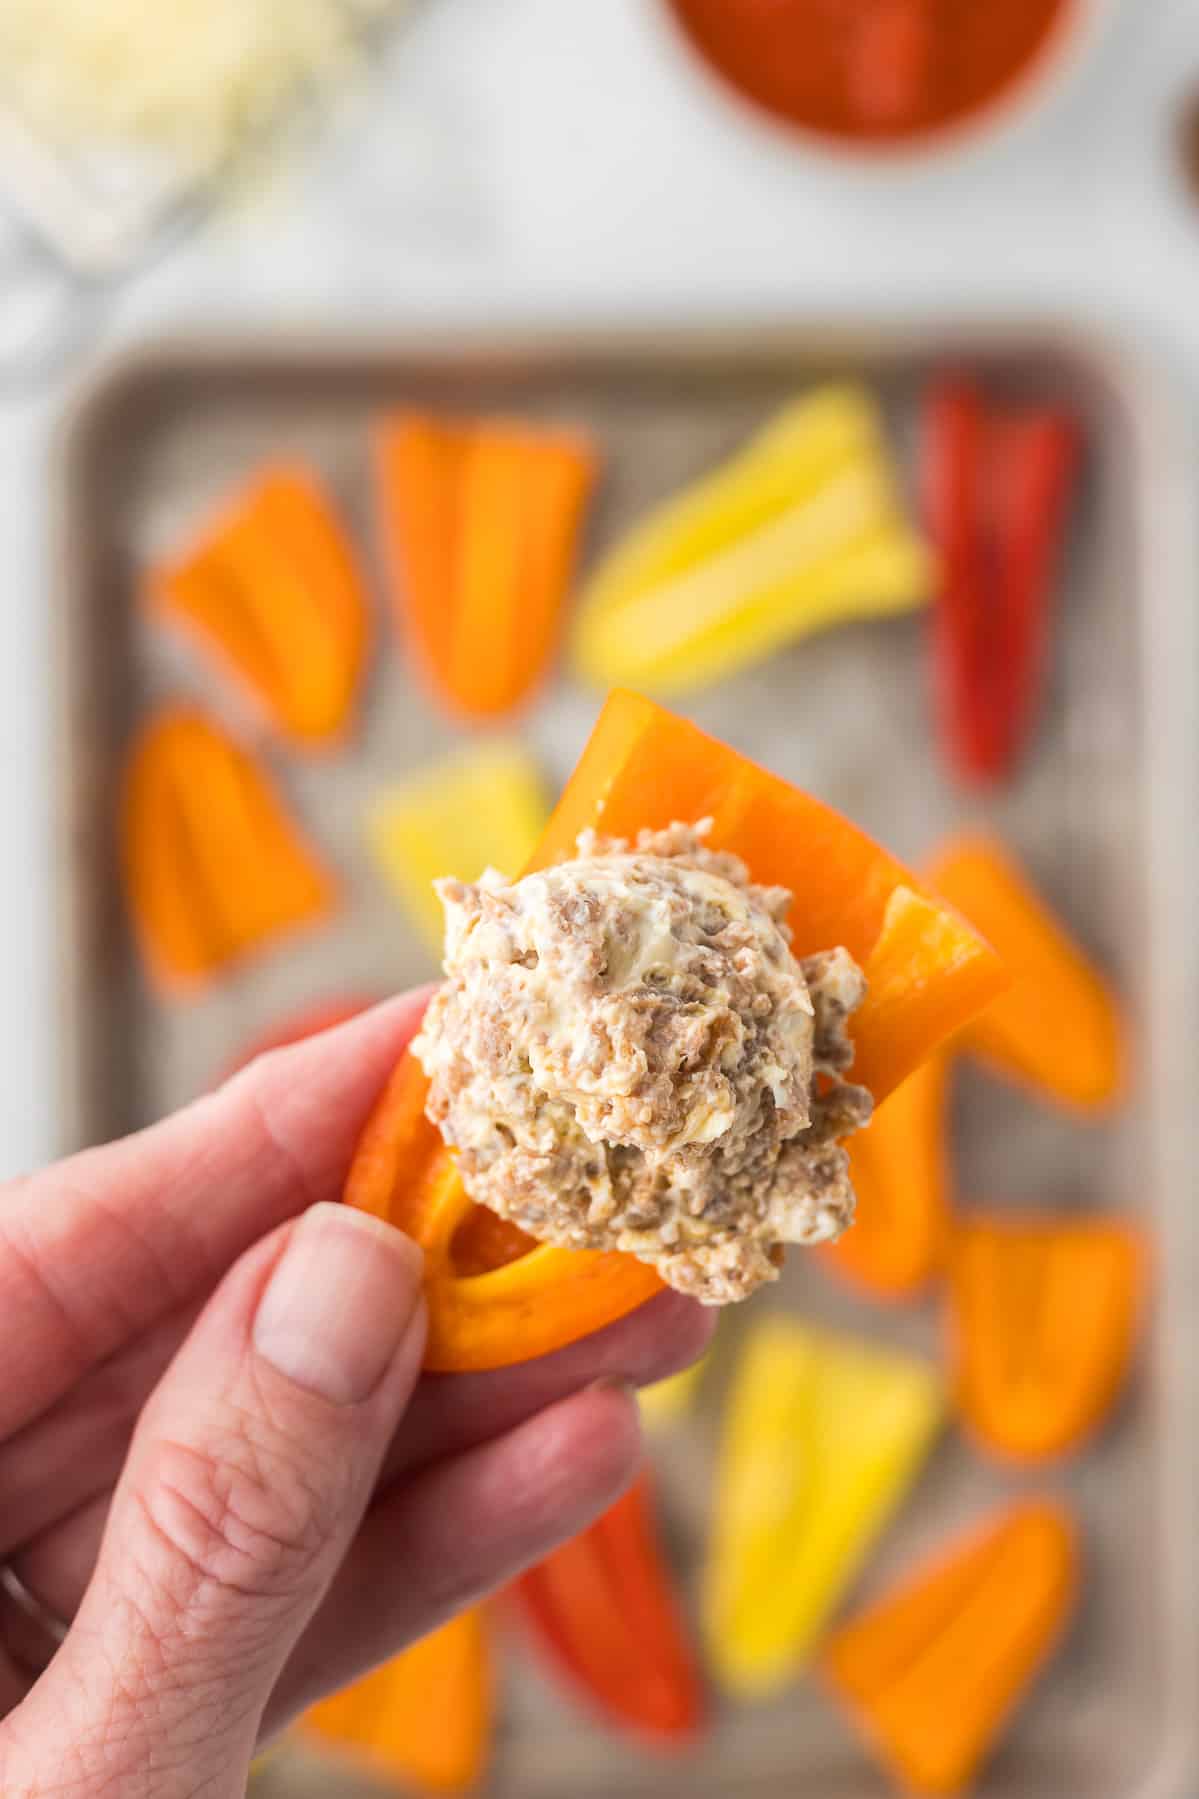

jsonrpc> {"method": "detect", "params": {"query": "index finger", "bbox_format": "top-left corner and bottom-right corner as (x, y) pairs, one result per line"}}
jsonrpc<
(0, 988), (432, 1440)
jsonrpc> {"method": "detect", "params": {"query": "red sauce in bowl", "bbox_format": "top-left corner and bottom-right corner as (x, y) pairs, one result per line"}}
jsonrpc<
(665, 0), (1078, 148)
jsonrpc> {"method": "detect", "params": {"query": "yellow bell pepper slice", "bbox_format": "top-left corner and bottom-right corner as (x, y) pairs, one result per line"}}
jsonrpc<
(582, 384), (884, 597)
(367, 741), (548, 954)
(573, 385), (930, 694)
(704, 1317), (943, 1697)
(638, 1346), (713, 1430)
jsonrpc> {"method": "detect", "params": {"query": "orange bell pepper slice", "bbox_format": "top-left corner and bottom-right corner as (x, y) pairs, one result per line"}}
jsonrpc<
(821, 1499), (1079, 1796)
(511, 1472), (705, 1746)
(345, 1051), (661, 1371)
(927, 833), (1125, 1111)
(820, 1052), (950, 1301)
(304, 1609), (492, 1793)
(121, 707), (333, 994)
(346, 691), (1007, 1372)
(374, 413), (597, 720)
(948, 1211), (1146, 1464)
(146, 466), (370, 747)
(529, 692), (1008, 1092)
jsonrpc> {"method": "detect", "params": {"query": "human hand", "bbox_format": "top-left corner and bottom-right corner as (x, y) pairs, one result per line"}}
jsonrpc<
(0, 990), (711, 1797)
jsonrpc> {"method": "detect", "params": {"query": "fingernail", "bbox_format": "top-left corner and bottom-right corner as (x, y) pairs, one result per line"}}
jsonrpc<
(253, 1203), (424, 1405)
(585, 1377), (635, 1399)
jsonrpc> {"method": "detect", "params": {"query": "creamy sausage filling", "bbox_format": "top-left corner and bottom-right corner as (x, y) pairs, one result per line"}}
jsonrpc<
(413, 821), (871, 1303)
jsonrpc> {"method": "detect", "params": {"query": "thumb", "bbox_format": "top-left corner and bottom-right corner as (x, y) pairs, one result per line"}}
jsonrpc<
(30, 1203), (425, 1798)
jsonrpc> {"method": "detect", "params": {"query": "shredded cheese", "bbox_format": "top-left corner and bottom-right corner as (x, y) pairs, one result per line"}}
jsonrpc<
(0, 0), (408, 175)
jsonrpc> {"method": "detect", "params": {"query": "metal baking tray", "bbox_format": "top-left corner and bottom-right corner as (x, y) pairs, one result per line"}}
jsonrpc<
(53, 325), (1199, 1798)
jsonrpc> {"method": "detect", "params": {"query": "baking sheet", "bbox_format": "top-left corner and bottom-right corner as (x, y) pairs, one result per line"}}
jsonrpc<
(53, 325), (1199, 1797)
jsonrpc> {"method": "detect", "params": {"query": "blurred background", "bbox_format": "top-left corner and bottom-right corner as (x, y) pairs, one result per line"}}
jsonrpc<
(2, 0), (1198, 1794)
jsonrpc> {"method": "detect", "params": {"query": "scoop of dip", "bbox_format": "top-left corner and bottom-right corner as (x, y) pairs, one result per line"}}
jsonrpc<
(412, 821), (871, 1303)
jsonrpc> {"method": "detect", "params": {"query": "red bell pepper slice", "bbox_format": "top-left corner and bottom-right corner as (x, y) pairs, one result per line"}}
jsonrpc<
(923, 380), (1080, 785)
(511, 1471), (705, 1745)
(988, 409), (1082, 771)
(923, 381), (993, 779)
(344, 691), (1008, 1372)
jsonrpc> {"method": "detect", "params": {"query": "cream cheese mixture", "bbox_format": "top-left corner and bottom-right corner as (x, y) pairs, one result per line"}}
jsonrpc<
(413, 821), (871, 1302)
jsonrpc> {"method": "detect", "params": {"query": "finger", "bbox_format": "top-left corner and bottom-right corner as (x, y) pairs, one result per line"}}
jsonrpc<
(0, 1647), (26, 1715)
(19, 1203), (426, 1793)
(387, 1289), (713, 1479)
(7, 1291), (712, 1605)
(14, 1390), (644, 1730)
(268, 1380), (642, 1734)
(0, 988), (431, 1439)
(10, 1491), (106, 1621)
(0, 1299), (203, 1557)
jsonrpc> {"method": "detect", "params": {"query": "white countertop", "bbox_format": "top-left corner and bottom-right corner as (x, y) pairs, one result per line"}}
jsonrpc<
(2, 0), (1197, 1175)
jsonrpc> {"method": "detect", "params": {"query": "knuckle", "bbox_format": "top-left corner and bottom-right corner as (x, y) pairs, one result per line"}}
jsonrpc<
(137, 1412), (339, 1624)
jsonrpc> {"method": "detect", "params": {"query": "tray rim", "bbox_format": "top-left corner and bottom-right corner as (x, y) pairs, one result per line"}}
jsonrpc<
(51, 317), (1199, 1796)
